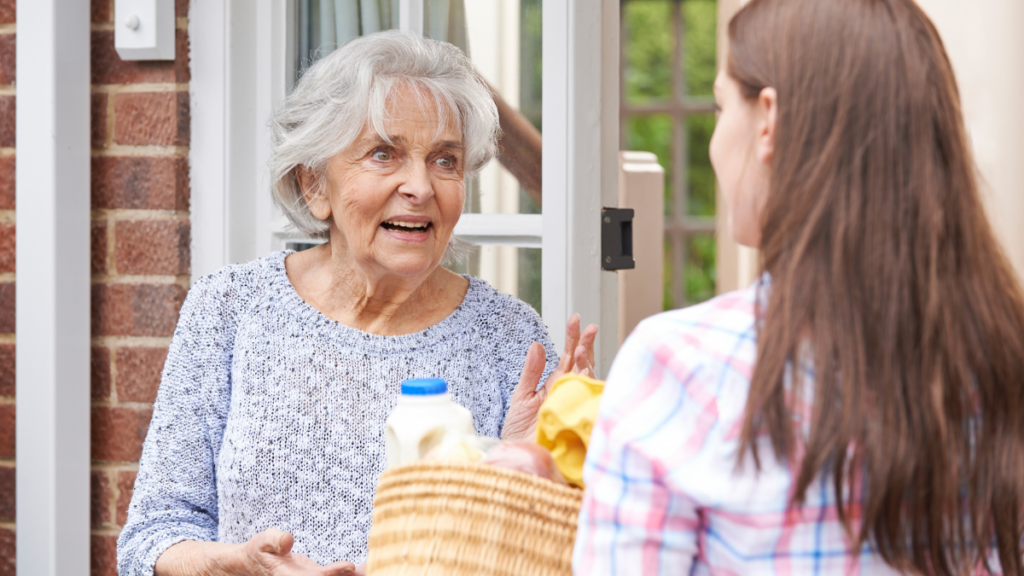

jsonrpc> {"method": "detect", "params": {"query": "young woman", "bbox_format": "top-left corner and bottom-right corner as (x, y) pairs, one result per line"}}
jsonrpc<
(574, 0), (1024, 574)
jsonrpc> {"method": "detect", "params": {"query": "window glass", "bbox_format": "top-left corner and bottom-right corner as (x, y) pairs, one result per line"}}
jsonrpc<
(296, 0), (402, 77)
(463, 0), (542, 216)
(446, 245), (542, 314)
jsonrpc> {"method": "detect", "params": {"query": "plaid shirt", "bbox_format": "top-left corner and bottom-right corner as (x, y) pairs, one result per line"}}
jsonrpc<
(573, 284), (908, 575)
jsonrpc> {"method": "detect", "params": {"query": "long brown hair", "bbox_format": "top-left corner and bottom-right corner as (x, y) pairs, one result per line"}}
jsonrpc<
(731, 0), (1024, 573)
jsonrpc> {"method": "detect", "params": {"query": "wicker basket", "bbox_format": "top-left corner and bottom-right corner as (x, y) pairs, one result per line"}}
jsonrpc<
(366, 460), (584, 576)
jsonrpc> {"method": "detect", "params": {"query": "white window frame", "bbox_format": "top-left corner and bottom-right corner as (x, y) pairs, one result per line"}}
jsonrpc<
(190, 0), (621, 374)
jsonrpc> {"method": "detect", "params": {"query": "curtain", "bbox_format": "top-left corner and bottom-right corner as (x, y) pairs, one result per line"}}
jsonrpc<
(298, 0), (469, 69)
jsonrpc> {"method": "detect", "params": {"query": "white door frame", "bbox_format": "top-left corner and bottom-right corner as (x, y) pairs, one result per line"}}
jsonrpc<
(190, 0), (621, 373)
(542, 0), (619, 374)
(15, 0), (92, 574)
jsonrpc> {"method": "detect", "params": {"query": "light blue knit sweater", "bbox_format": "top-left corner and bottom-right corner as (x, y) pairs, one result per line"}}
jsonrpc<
(116, 251), (558, 575)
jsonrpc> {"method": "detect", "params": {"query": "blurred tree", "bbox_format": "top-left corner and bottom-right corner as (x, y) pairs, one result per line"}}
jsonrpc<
(623, 0), (718, 309)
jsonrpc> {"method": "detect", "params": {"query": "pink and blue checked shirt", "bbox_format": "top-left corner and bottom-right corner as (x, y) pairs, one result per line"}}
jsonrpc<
(573, 283), (906, 575)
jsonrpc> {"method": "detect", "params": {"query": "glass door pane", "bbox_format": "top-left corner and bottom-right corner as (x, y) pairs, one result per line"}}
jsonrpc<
(462, 0), (542, 217)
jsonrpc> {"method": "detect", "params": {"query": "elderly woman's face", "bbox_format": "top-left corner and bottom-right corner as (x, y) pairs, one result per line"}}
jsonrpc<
(308, 88), (466, 278)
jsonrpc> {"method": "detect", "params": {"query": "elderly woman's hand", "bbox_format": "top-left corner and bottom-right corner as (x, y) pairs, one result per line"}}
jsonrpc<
(238, 529), (358, 576)
(501, 314), (599, 441)
(154, 529), (356, 576)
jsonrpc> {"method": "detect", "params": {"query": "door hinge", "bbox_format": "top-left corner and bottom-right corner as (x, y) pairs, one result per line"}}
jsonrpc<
(601, 208), (635, 271)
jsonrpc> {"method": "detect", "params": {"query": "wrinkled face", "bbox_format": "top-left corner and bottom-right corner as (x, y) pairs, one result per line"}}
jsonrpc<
(709, 70), (771, 248)
(311, 88), (466, 278)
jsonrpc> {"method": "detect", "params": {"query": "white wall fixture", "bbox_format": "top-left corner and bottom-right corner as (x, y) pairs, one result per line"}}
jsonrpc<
(115, 0), (176, 60)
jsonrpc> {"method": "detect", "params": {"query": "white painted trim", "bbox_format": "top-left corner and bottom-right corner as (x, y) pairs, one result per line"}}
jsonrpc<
(15, 0), (91, 574)
(268, 213), (544, 250)
(542, 0), (619, 376)
(398, 0), (424, 34)
(454, 214), (542, 248)
(189, 0), (229, 279)
(191, 0), (293, 280)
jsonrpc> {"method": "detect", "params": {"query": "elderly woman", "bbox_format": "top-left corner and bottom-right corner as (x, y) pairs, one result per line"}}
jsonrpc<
(117, 30), (597, 576)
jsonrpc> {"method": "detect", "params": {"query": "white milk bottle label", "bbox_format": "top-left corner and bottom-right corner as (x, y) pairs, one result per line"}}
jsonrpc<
(385, 378), (475, 468)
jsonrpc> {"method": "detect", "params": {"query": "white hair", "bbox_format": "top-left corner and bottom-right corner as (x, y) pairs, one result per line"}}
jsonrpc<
(269, 29), (500, 244)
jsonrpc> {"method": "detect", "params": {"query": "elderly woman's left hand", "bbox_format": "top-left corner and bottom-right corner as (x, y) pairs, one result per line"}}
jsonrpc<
(501, 314), (598, 441)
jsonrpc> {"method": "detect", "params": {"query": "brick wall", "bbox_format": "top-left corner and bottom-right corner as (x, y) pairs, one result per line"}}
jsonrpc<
(0, 0), (191, 574)
(89, 1), (191, 575)
(0, 0), (15, 573)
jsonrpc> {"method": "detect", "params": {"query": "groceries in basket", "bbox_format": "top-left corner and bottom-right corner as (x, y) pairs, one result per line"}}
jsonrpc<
(384, 377), (476, 468)
(368, 374), (606, 576)
(384, 374), (605, 483)
(535, 373), (604, 488)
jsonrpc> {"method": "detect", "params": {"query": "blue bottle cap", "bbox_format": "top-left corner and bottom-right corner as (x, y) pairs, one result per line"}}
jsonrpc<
(400, 378), (448, 395)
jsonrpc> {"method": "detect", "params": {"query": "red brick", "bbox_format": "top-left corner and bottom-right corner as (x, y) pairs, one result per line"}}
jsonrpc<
(0, 344), (12, 397)
(0, 0), (12, 25)
(0, 34), (13, 86)
(175, 28), (190, 82)
(0, 156), (13, 209)
(117, 347), (167, 403)
(0, 464), (12, 521)
(91, 220), (108, 275)
(92, 346), (111, 400)
(0, 223), (13, 273)
(92, 92), (107, 149)
(91, 534), (118, 576)
(91, 470), (112, 527)
(0, 526), (13, 576)
(116, 469), (137, 526)
(91, 283), (187, 337)
(0, 282), (13, 334)
(0, 403), (12, 458)
(0, 96), (12, 148)
(114, 91), (189, 146)
(91, 156), (189, 210)
(91, 29), (190, 85)
(92, 0), (111, 23)
(176, 0), (189, 18)
(91, 405), (152, 462)
(115, 220), (189, 275)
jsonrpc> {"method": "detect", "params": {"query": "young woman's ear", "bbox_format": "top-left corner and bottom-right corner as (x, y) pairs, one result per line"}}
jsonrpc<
(296, 166), (332, 221)
(756, 87), (778, 165)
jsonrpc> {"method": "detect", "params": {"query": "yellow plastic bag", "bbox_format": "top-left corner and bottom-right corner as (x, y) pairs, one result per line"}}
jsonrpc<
(535, 373), (604, 488)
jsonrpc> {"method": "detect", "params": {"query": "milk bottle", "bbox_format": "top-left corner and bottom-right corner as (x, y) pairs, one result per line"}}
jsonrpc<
(385, 378), (475, 468)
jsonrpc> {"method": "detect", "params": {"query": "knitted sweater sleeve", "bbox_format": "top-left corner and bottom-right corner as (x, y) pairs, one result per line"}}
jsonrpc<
(116, 269), (251, 576)
(484, 292), (560, 417)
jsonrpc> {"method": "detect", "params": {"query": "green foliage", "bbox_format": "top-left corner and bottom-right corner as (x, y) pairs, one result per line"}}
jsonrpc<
(624, 0), (719, 308)
(623, 1), (675, 104)
(686, 234), (716, 305)
(687, 114), (716, 217)
(684, 0), (717, 97)
(520, 0), (543, 132)
(623, 115), (674, 217)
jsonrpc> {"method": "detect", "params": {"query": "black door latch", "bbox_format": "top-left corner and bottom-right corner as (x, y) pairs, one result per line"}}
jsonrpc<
(601, 208), (635, 271)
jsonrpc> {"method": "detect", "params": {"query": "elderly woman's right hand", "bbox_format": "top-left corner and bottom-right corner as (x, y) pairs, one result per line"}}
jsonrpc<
(502, 314), (599, 441)
(239, 529), (357, 576)
(155, 529), (356, 576)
